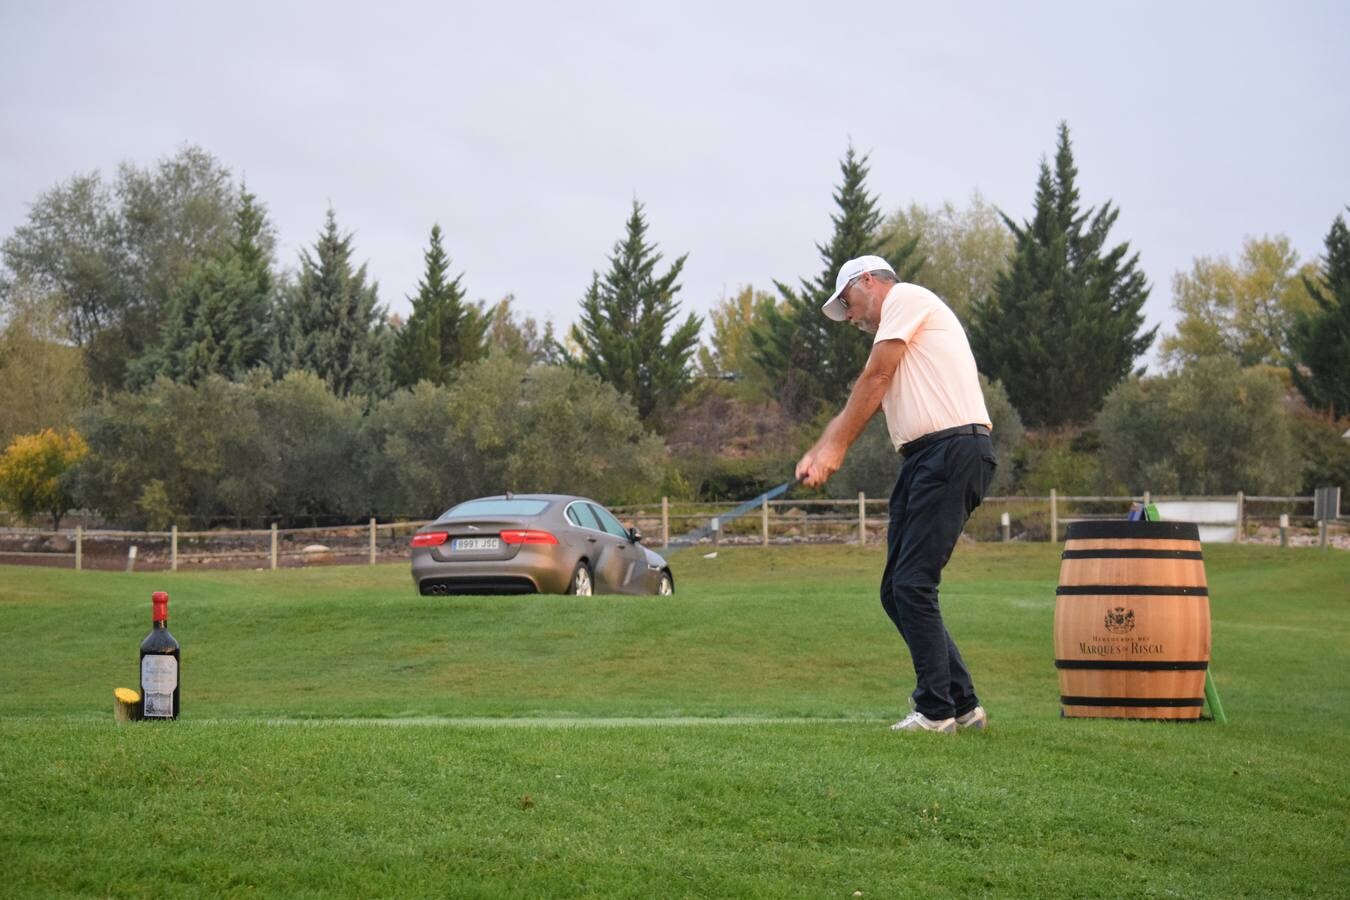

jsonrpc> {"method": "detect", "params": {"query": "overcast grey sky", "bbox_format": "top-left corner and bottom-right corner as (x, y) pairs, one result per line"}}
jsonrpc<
(3, 1), (1348, 356)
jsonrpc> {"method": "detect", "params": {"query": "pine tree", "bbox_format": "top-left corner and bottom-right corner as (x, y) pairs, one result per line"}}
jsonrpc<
(1290, 209), (1350, 417)
(969, 122), (1154, 427)
(276, 209), (391, 399)
(228, 186), (274, 372)
(391, 225), (485, 388)
(749, 147), (921, 418)
(137, 187), (274, 387)
(570, 201), (702, 424)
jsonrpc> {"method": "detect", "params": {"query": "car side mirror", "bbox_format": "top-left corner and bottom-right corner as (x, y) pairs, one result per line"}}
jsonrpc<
(628, 526), (644, 544)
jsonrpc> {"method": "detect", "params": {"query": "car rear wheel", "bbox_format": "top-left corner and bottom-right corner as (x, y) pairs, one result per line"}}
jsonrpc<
(658, 571), (674, 596)
(568, 562), (593, 596)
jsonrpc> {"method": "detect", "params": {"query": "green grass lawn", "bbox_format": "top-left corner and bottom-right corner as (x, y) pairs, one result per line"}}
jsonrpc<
(1, 544), (1347, 897)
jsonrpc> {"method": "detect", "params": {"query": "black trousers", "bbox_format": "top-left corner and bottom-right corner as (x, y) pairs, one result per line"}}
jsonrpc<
(880, 431), (997, 720)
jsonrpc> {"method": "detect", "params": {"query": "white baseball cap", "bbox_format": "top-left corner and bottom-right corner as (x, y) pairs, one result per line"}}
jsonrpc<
(821, 255), (895, 321)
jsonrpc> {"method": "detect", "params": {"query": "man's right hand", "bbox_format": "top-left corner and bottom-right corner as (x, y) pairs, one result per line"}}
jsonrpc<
(796, 439), (845, 488)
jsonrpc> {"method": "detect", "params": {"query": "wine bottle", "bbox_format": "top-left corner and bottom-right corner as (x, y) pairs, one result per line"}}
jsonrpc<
(139, 591), (180, 720)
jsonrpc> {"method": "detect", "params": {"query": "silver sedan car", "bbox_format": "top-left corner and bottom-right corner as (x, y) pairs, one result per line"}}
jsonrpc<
(410, 494), (674, 596)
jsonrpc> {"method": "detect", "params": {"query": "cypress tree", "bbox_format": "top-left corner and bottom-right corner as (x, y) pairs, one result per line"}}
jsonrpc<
(392, 224), (485, 388)
(969, 122), (1154, 427)
(276, 209), (390, 399)
(750, 147), (921, 418)
(1290, 209), (1350, 417)
(570, 201), (701, 424)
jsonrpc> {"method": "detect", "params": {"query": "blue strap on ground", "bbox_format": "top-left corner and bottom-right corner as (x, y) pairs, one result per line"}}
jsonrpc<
(668, 478), (800, 547)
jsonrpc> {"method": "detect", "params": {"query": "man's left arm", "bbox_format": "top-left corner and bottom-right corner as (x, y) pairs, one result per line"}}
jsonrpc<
(795, 338), (905, 487)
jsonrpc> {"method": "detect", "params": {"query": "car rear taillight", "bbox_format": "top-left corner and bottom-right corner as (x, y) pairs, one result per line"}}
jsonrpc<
(499, 529), (558, 545)
(411, 532), (449, 547)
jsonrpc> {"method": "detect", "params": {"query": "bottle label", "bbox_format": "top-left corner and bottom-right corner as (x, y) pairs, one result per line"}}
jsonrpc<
(141, 655), (178, 718)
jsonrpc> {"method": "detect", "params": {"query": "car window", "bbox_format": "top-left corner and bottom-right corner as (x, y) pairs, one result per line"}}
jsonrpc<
(565, 505), (583, 526)
(589, 504), (630, 539)
(569, 502), (602, 531)
(438, 498), (550, 520)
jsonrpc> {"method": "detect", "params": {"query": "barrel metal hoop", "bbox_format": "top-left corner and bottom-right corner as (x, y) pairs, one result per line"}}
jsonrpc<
(1063, 521), (1200, 541)
(1056, 585), (1209, 596)
(1060, 696), (1205, 707)
(1061, 549), (1204, 560)
(1055, 659), (1209, 671)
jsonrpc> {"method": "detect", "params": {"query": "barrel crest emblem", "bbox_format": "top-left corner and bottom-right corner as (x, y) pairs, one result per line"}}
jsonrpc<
(1104, 606), (1136, 634)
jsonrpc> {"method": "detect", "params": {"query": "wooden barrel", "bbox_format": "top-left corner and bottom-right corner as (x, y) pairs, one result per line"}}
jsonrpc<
(1054, 521), (1211, 720)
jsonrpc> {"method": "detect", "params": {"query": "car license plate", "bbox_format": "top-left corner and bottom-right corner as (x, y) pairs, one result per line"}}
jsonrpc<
(452, 537), (500, 551)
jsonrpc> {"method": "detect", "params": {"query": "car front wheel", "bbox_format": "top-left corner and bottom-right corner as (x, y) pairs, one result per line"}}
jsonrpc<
(568, 562), (594, 596)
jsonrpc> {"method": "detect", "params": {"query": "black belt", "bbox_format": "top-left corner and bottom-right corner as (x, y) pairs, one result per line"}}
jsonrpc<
(901, 423), (990, 458)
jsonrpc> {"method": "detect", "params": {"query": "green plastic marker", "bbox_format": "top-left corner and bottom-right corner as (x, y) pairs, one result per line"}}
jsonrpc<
(1205, 670), (1228, 724)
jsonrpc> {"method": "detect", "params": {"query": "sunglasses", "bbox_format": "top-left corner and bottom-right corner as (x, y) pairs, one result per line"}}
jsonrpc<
(839, 273), (865, 311)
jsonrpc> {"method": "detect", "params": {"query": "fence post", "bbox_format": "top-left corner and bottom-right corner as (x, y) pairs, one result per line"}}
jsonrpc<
(270, 523), (278, 571)
(762, 499), (769, 547)
(171, 524), (178, 572)
(75, 525), (82, 571)
(1320, 517), (1329, 551)
(1050, 489), (1058, 543)
(1279, 513), (1289, 548)
(369, 517), (377, 565)
(712, 516), (720, 548)
(662, 496), (669, 549)
(1235, 491), (1245, 543)
(1001, 511), (1011, 542)
(1143, 490), (1150, 507)
(858, 492), (866, 546)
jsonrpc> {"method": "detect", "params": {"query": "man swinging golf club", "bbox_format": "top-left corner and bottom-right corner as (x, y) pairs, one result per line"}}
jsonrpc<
(795, 256), (996, 734)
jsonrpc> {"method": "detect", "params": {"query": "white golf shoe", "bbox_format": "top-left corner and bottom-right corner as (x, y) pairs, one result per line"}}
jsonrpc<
(889, 711), (956, 734)
(955, 705), (988, 731)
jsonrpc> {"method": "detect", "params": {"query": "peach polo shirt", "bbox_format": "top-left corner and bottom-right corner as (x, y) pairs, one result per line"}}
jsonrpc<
(873, 282), (992, 448)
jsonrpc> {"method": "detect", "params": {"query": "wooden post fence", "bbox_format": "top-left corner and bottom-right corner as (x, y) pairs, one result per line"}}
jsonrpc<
(1050, 488), (1058, 543)
(762, 499), (769, 546)
(270, 523), (278, 570)
(662, 496), (669, 549)
(170, 524), (178, 572)
(369, 518), (377, 565)
(75, 525), (82, 571)
(858, 492), (866, 545)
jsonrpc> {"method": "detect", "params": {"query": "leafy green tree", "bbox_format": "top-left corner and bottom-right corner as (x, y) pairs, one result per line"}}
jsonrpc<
(391, 224), (486, 387)
(275, 209), (392, 399)
(251, 371), (369, 525)
(363, 380), (467, 517)
(445, 356), (668, 505)
(1, 146), (237, 389)
(71, 376), (271, 527)
(0, 428), (89, 529)
(482, 294), (565, 365)
(1289, 409), (1350, 495)
(751, 147), (921, 419)
(1097, 357), (1300, 494)
(70, 372), (373, 527)
(0, 283), (91, 448)
(696, 285), (777, 394)
(1290, 210), (1350, 416)
(571, 201), (701, 425)
(134, 188), (276, 386)
(970, 122), (1155, 427)
(879, 190), (1014, 323)
(1161, 235), (1317, 369)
